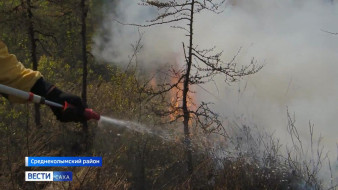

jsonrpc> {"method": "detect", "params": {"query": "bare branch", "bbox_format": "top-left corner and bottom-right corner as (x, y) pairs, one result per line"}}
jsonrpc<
(321, 29), (338, 35)
(194, 0), (226, 13)
(34, 30), (58, 44)
(191, 101), (223, 133)
(113, 17), (190, 28)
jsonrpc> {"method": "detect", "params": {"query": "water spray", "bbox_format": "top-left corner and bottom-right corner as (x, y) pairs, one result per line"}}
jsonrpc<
(0, 84), (100, 121)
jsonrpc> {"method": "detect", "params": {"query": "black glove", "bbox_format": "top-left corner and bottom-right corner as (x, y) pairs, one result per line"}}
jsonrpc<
(31, 78), (86, 123)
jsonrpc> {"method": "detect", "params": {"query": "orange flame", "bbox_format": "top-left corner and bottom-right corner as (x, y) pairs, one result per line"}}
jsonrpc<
(168, 76), (196, 123)
(148, 55), (196, 124)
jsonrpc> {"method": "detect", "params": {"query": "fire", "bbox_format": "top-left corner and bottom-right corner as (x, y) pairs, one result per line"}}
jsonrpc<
(168, 75), (196, 123)
(147, 55), (196, 123)
(169, 78), (182, 122)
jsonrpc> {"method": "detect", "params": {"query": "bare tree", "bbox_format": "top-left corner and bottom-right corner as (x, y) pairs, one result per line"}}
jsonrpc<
(118, 0), (262, 174)
(25, 0), (42, 127)
(21, 0), (57, 127)
(80, 0), (89, 145)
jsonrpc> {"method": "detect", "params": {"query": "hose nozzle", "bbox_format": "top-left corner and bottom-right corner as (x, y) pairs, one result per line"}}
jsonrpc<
(84, 108), (100, 121)
(64, 101), (100, 121)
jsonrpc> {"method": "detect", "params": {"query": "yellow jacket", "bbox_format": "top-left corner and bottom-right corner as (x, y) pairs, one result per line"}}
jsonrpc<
(0, 40), (42, 103)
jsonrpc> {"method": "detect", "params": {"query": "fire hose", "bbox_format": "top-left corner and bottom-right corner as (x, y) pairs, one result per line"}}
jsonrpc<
(0, 84), (100, 121)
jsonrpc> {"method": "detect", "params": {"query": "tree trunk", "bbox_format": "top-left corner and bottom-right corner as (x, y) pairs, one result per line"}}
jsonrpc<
(27, 0), (41, 128)
(80, 0), (89, 146)
(134, 150), (146, 190)
(182, 0), (195, 175)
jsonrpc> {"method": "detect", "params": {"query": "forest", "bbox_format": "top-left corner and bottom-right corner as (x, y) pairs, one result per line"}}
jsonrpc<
(0, 0), (337, 189)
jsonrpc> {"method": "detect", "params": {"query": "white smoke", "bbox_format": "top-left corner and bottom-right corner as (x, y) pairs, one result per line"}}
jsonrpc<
(92, 0), (338, 186)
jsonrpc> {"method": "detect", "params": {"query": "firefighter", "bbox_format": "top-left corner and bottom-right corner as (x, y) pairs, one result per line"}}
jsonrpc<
(0, 40), (86, 123)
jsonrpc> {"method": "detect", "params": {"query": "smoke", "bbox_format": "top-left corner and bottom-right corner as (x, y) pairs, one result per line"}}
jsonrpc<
(92, 0), (338, 185)
(92, 0), (185, 68)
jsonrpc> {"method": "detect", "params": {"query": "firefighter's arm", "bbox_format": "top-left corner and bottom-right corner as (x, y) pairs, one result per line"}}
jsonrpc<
(0, 40), (85, 122)
(0, 40), (42, 103)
